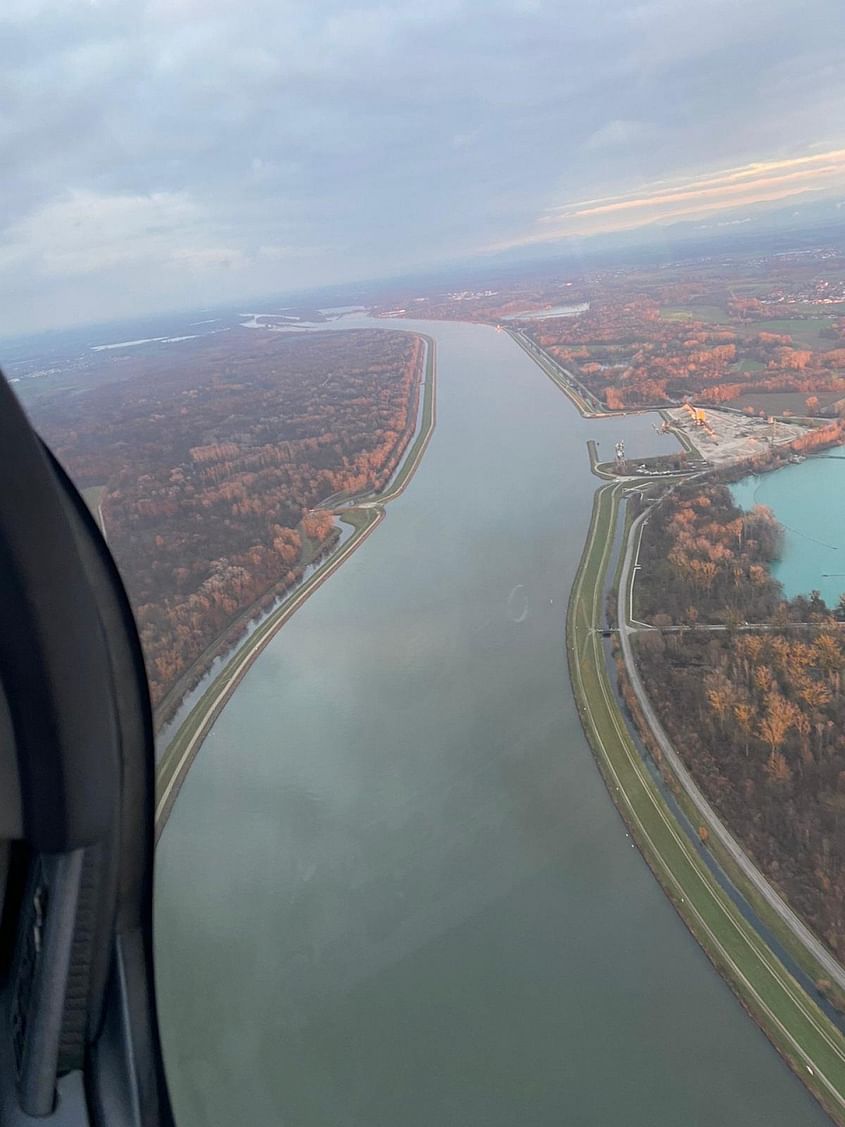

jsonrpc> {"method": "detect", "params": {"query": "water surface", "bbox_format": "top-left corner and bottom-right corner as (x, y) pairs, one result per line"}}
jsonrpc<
(732, 454), (845, 608)
(155, 319), (827, 1127)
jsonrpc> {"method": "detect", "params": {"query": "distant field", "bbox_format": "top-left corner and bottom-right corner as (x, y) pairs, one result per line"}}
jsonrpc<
(660, 304), (732, 324)
(726, 389), (844, 416)
(788, 300), (845, 316)
(739, 317), (835, 347)
(661, 306), (837, 348)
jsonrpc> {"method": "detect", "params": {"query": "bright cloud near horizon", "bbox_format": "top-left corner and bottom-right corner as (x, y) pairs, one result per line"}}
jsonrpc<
(2, 0), (845, 334)
(498, 149), (845, 248)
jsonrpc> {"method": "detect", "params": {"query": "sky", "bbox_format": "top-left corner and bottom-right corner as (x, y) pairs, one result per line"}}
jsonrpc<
(2, 0), (845, 335)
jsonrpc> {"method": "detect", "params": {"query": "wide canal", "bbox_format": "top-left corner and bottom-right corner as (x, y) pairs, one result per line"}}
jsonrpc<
(155, 318), (828, 1126)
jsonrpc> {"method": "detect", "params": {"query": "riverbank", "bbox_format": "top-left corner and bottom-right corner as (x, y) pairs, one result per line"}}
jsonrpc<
(512, 330), (836, 470)
(154, 335), (437, 836)
(507, 328), (607, 415)
(522, 330), (845, 1075)
(567, 480), (845, 1124)
(153, 528), (345, 735)
(153, 336), (432, 732)
(156, 317), (831, 1127)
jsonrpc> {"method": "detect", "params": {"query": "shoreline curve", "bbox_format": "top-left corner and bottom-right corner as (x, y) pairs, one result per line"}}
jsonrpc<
(154, 334), (437, 838)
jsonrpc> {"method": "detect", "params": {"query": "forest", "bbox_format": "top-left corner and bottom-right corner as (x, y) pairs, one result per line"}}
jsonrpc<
(31, 328), (425, 712)
(633, 484), (845, 961)
(390, 241), (845, 416)
(524, 298), (845, 412)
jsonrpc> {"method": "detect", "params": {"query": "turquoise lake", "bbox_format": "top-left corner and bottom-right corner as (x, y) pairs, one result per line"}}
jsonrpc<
(731, 453), (845, 610)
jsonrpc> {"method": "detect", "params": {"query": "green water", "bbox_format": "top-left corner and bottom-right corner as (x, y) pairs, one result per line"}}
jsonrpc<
(732, 455), (845, 610)
(154, 319), (828, 1127)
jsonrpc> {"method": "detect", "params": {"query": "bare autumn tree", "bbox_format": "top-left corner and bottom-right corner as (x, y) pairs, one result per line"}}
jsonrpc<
(759, 692), (795, 757)
(706, 672), (734, 730)
(734, 701), (754, 757)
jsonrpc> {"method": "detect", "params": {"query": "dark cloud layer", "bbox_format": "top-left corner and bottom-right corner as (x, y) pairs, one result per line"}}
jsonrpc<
(2, 0), (844, 332)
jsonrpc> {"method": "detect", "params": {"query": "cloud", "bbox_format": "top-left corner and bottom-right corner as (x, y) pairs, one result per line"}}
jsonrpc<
(1, 0), (845, 333)
(521, 149), (845, 243)
(2, 190), (202, 278)
(584, 120), (659, 152)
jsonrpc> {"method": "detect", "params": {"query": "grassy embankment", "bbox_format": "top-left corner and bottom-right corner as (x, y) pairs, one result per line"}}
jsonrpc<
(660, 304), (734, 324)
(154, 335), (436, 836)
(738, 317), (835, 348)
(568, 480), (845, 1124)
(376, 335), (437, 500)
(660, 305), (835, 346)
(526, 325), (845, 1055)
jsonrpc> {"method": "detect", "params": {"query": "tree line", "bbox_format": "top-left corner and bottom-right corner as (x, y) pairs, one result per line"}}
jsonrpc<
(32, 328), (425, 712)
(633, 484), (845, 961)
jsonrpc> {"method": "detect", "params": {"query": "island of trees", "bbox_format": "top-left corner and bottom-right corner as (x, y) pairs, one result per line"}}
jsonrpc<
(632, 483), (845, 963)
(31, 328), (425, 715)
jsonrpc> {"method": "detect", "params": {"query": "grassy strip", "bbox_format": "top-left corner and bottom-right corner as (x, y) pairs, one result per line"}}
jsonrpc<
(608, 497), (635, 618)
(637, 694), (845, 1010)
(568, 482), (845, 1124)
(376, 334), (436, 499)
(154, 336), (437, 837)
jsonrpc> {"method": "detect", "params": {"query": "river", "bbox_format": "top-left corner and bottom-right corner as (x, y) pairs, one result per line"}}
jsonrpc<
(154, 318), (827, 1127)
(732, 454), (845, 610)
